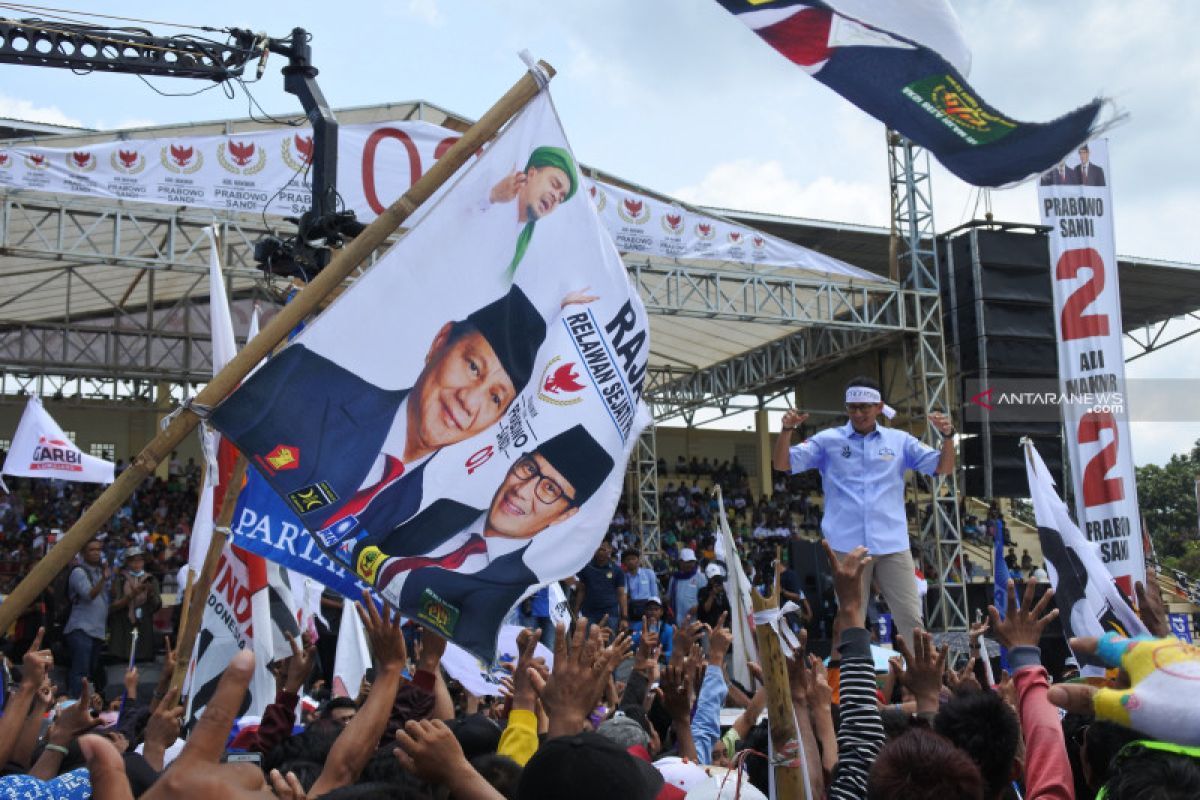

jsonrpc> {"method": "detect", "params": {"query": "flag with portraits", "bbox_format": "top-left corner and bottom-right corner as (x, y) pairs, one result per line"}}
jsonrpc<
(211, 91), (650, 662)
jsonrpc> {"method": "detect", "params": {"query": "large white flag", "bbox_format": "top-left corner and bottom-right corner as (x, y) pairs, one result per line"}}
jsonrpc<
(332, 596), (371, 699)
(210, 89), (651, 663)
(714, 486), (758, 691)
(1024, 438), (1146, 671)
(2, 396), (114, 484)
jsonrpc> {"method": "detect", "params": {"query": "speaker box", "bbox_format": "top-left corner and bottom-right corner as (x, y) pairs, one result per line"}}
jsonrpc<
(939, 224), (1066, 496)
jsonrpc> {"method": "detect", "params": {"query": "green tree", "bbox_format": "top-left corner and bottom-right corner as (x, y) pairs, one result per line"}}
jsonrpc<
(1136, 439), (1200, 565)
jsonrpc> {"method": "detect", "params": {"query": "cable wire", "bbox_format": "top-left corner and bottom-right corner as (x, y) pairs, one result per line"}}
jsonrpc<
(0, 2), (222, 32)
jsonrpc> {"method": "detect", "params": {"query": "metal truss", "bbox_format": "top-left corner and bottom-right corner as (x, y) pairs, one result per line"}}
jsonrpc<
(629, 261), (917, 329)
(632, 427), (661, 556)
(645, 326), (902, 424)
(1, 196), (267, 277)
(889, 133), (968, 633)
(1125, 313), (1200, 362)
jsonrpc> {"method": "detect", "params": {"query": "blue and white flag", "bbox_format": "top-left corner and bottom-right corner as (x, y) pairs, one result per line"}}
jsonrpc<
(231, 470), (370, 602)
(715, 0), (1112, 187)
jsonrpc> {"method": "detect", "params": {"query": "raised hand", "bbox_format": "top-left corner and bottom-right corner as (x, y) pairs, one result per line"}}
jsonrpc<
(988, 579), (1059, 649)
(946, 656), (982, 694)
(893, 630), (947, 713)
(489, 169), (526, 204)
(141, 686), (184, 772)
(47, 680), (103, 747)
(529, 621), (619, 737)
(927, 411), (955, 436)
(560, 288), (599, 309)
(823, 542), (871, 622)
(707, 611), (733, 666)
(283, 632), (317, 694)
(123, 666), (139, 698)
(660, 662), (695, 722)
(510, 629), (544, 711)
(21, 628), (52, 689)
(356, 590), (407, 668)
(781, 409), (810, 432)
(394, 718), (496, 796)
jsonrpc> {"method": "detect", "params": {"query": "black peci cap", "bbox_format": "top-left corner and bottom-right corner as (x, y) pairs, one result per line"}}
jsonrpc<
(535, 424), (614, 506)
(467, 284), (546, 393)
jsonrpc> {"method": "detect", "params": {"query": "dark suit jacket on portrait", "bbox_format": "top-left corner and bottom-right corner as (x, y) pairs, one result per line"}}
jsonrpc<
(363, 498), (539, 663)
(1073, 163), (1106, 186)
(211, 344), (429, 538)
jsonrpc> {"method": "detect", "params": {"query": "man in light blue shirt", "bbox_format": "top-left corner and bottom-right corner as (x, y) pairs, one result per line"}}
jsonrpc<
(772, 376), (955, 643)
(620, 547), (660, 620)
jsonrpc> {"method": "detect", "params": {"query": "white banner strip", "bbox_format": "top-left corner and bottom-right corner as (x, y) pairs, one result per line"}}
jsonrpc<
(0, 122), (879, 282)
(1037, 139), (1143, 596)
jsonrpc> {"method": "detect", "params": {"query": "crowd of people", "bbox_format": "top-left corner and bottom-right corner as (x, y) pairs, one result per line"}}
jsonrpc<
(0, 527), (1194, 799)
(0, 407), (1196, 798)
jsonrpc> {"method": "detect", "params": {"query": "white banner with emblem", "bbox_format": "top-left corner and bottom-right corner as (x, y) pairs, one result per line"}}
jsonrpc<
(0, 121), (877, 281)
(1037, 138), (1143, 597)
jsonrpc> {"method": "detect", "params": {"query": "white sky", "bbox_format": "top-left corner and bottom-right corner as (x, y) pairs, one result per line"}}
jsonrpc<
(1, 0), (1196, 465)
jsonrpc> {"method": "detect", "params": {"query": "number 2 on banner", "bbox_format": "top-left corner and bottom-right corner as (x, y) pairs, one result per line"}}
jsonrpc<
(1078, 410), (1125, 508)
(1056, 248), (1111, 341)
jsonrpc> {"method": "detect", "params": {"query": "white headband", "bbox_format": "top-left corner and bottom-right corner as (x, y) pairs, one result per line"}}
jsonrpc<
(845, 386), (896, 419)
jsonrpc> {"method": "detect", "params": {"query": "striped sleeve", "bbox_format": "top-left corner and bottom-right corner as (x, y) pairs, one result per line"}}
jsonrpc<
(827, 627), (886, 800)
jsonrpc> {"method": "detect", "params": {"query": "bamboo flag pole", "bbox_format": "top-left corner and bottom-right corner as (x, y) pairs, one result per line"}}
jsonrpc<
(750, 569), (808, 800)
(0, 61), (557, 634)
(169, 455), (249, 697)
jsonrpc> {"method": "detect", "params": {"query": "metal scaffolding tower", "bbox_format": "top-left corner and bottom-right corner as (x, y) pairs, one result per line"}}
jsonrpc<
(888, 132), (969, 632)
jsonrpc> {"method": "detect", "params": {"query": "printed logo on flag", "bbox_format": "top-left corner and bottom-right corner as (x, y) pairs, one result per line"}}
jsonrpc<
(66, 151), (96, 172)
(281, 134), (314, 171)
(218, 140), (267, 175)
(0, 152), (11, 169)
(317, 516), (358, 548)
(537, 356), (586, 406)
(588, 184), (607, 213)
(695, 222), (715, 241)
(728, 231), (744, 244)
(161, 144), (203, 173)
(661, 211), (685, 235)
(287, 481), (338, 515)
(752, 236), (766, 250)
(617, 197), (650, 225)
(30, 436), (83, 472)
(264, 444), (300, 473)
(24, 153), (48, 170)
(418, 589), (460, 637)
(902, 74), (1017, 146)
(110, 149), (146, 174)
(356, 546), (385, 584)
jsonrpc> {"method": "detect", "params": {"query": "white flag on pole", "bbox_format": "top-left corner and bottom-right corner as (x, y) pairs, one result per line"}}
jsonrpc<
(1024, 438), (1147, 671)
(186, 226), (239, 579)
(2, 396), (114, 484)
(333, 596), (371, 698)
(715, 486), (758, 691)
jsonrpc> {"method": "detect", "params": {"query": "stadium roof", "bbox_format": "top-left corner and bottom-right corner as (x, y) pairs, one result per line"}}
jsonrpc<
(1, 100), (1197, 391)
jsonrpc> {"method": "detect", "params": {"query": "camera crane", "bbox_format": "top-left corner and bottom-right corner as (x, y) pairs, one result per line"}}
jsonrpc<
(0, 17), (359, 277)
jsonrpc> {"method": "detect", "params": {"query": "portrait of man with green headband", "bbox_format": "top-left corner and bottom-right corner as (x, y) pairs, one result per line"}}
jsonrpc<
(487, 145), (579, 280)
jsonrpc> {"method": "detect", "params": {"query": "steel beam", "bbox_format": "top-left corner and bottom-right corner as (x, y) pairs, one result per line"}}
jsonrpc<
(889, 133), (968, 633)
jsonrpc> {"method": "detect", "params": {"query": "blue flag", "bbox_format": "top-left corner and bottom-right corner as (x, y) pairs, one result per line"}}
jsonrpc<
(715, 1), (1110, 187)
(993, 518), (1017, 668)
(231, 469), (370, 602)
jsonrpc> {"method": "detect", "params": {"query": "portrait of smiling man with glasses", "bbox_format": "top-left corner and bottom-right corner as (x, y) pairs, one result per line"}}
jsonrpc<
(349, 424), (614, 661)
